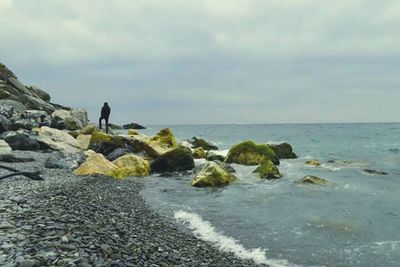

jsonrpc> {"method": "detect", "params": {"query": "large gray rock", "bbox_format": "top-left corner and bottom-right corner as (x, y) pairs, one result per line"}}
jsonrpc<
(71, 108), (89, 127)
(3, 132), (40, 151)
(150, 147), (195, 173)
(51, 109), (87, 130)
(36, 126), (83, 153)
(0, 115), (10, 133)
(45, 151), (85, 169)
(0, 100), (26, 113)
(0, 140), (12, 155)
(9, 118), (37, 131)
(28, 85), (51, 102)
(0, 105), (13, 119)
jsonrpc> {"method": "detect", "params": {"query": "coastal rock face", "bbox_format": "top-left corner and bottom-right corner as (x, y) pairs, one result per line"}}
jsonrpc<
(123, 122), (146, 129)
(191, 161), (237, 187)
(192, 147), (206, 159)
(189, 137), (218, 151)
(3, 132), (40, 151)
(36, 126), (82, 153)
(112, 154), (150, 177)
(151, 147), (195, 173)
(73, 152), (122, 178)
(0, 140), (12, 155)
(305, 159), (321, 166)
(225, 140), (280, 165)
(296, 175), (328, 185)
(253, 160), (282, 179)
(268, 143), (297, 159)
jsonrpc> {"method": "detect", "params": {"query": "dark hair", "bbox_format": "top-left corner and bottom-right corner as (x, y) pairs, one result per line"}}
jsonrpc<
(104, 102), (108, 105)
(40, 114), (46, 118)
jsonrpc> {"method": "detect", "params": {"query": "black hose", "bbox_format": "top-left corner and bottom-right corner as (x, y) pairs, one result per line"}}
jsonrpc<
(0, 164), (44, 181)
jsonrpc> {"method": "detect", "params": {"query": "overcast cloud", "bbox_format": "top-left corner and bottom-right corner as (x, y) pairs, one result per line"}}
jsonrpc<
(1, 0), (399, 124)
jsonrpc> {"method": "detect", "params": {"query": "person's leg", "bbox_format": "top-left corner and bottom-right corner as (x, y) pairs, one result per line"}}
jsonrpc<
(105, 117), (109, 134)
(99, 117), (103, 129)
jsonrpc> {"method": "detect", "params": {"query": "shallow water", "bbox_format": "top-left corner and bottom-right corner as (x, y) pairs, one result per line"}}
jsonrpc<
(139, 123), (400, 266)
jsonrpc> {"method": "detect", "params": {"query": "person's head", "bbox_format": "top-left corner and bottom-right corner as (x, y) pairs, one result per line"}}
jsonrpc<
(40, 114), (46, 122)
(104, 102), (108, 106)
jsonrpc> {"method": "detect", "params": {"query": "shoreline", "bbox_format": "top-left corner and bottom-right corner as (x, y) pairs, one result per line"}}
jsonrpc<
(0, 150), (261, 267)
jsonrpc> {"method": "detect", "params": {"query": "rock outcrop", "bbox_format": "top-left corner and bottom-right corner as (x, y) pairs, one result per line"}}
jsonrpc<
(253, 160), (282, 179)
(268, 143), (297, 159)
(123, 122), (146, 129)
(225, 140), (279, 165)
(191, 161), (237, 187)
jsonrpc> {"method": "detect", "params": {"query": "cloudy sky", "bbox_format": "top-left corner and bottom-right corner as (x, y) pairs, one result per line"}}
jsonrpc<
(1, 0), (399, 124)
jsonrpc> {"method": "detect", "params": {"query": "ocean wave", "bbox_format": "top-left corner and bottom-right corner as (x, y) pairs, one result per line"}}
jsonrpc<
(174, 210), (294, 267)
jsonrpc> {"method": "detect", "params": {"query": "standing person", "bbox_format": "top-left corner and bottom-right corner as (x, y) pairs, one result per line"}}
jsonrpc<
(99, 102), (111, 134)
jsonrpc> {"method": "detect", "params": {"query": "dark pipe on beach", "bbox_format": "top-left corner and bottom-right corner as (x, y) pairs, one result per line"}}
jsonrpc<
(0, 164), (44, 181)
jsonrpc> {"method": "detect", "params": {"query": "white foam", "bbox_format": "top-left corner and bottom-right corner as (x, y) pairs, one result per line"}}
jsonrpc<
(174, 210), (294, 267)
(320, 164), (341, 171)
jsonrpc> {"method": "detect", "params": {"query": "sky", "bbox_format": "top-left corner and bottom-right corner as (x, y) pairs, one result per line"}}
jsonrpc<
(0, 0), (399, 125)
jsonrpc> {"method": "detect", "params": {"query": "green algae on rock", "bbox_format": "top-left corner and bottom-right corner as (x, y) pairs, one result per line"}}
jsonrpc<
(192, 147), (207, 159)
(191, 161), (237, 187)
(225, 140), (279, 165)
(296, 175), (328, 185)
(305, 159), (321, 166)
(151, 146), (194, 173)
(268, 143), (297, 159)
(253, 160), (282, 179)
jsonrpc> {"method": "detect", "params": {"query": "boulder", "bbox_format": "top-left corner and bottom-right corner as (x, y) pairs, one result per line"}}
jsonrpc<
(80, 124), (100, 135)
(36, 126), (83, 153)
(9, 118), (37, 131)
(28, 85), (51, 102)
(122, 122), (146, 129)
(51, 109), (87, 130)
(112, 154), (150, 177)
(71, 109), (89, 127)
(191, 161), (237, 187)
(3, 132), (40, 151)
(268, 143), (297, 159)
(305, 159), (321, 166)
(253, 160), (282, 179)
(73, 152), (122, 179)
(17, 93), (55, 113)
(206, 152), (225, 162)
(45, 151), (84, 169)
(192, 147), (206, 159)
(0, 105), (13, 119)
(296, 175), (328, 185)
(21, 110), (47, 120)
(0, 100), (26, 113)
(144, 128), (177, 157)
(0, 140), (12, 155)
(106, 148), (131, 161)
(76, 134), (91, 150)
(151, 147), (195, 173)
(0, 115), (10, 133)
(225, 140), (280, 165)
(127, 129), (139, 135)
(189, 137), (218, 150)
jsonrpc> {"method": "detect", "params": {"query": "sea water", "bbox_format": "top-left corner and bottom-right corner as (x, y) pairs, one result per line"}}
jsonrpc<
(138, 123), (400, 267)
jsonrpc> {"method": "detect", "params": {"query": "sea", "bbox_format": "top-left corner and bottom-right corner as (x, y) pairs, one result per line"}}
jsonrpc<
(134, 123), (400, 267)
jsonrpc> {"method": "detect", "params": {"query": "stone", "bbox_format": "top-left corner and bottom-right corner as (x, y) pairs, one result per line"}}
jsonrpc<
(80, 124), (100, 135)
(205, 152), (225, 162)
(112, 154), (150, 177)
(51, 109), (83, 130)
(143, 128), (177, 157)
(192, 147), (206, 159)
(122, 122), (146, 129)
(191, 161), (237, 187)
(21, 109), (48, 120)
(71, 108), (89, 127)
(189, 137), (218, 150)
(3, 132), (40, 151)
(76, 134), (91, 150)
(305, 159), (321, 166)
(0, 105), (13, 119)
(109, 123), (123, 130)
(225, 140), (280, 165)
(296, 175), (328, 185)
(9, 118), (37, 131)
(0, 140), (12, 154)
(36, 126), (83, 153)
(28, 85), (51, 101)
(73, 152), (122, 179)
(151, 147), (194, 173)
(268, 143), (297, 159)
(45, 151), (84, 169)
(0, 114), (10, 133)
(106, 148), (131, 161)
(0, 100), (26, 113)
(127, 129), (139, 135)
(253, 160), (282, 179)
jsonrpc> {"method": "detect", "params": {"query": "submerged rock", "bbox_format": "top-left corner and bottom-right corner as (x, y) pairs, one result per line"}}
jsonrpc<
(191, 161), (237, 187)
(296, 175), (328, 185)
(225, 140), (279, 165)
(253, 160), (282, 179)
(305, 159), (321, 166)
(151, 147), (194, 173)
(363, 169), (389, 175)
(112, 154), (150, 177)
(189, 137), (218, 151)
(268, 143), (297, 159)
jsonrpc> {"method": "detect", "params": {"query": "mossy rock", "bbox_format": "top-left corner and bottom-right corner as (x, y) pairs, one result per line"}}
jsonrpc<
(90, 132), (124, 146)
(148, 128), (177, 148)
(193, 147), (206, 159)
(190, 137), (218, 150)
(305, 159), (321, 166)
(296, 175), (328, 185)
(80, 124), (100, 135)
(112, 154), (150, 177)
(253, 160), (282, 179)
(225, 140), (279, 165)
(73, 152), (123, 179)
(151, 147), (194, 173)
(206, 152), (225, 162)
(268, 143), (297, 159)
(191, 161), (237, 187)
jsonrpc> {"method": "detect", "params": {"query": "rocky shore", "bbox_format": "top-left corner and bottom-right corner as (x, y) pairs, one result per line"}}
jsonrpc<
(0, 151), (260, 267)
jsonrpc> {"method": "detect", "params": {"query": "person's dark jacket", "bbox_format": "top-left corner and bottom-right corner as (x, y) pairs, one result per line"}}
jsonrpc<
(101, 104), (111, 118)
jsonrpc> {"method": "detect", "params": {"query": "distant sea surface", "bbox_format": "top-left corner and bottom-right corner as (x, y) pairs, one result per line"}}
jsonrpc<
(136, 123), (400, 267)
